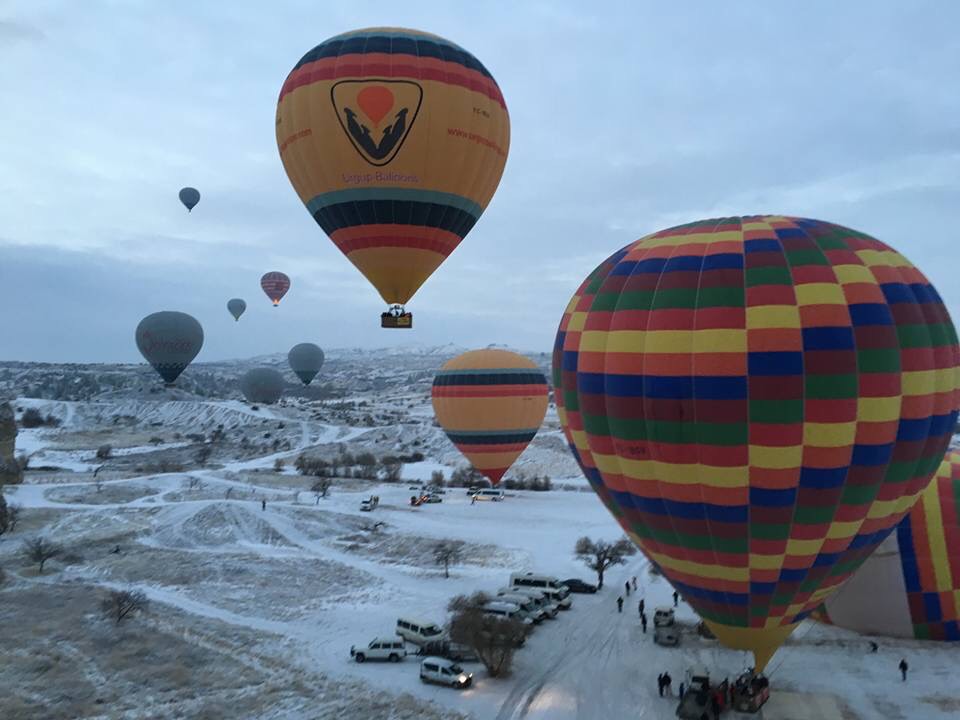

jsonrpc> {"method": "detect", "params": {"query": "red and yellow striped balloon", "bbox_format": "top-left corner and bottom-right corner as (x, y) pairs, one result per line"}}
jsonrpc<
(553, 216), (960, 669)
(275, 28), (510, 310)
(432, 350), (548, 486)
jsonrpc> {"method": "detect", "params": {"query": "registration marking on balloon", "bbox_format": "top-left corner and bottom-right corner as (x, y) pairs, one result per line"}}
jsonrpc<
(331, 80), (423, 166)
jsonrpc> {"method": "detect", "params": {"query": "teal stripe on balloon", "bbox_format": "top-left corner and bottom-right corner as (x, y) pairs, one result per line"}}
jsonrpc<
(307, 188), (482, 220)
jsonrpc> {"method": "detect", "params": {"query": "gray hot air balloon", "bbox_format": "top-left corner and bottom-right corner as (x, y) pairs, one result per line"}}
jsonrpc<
(179, 187), (200, 212)
(227, 298), (246, 321)
(135, 311), (204, 385)
(240, 368), (285, 404)
(288, 343), (325, 386)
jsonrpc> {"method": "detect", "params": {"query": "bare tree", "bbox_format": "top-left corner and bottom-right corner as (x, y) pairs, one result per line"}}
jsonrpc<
(194, 445), (212, 466)
(23, 536), (60, 574)
(273, 458), (285, 472)
(434, 540), (464, 579)
(448, 592), (523, 677)
(102, 588), (148, 624)
(187, 476), (204, 492)
(430, 469), (445, 486)
(311, 478), (331, 503)
(574, 536), (637, 590)
(6, 503), (20, 534)
(383, 462), (402, 483)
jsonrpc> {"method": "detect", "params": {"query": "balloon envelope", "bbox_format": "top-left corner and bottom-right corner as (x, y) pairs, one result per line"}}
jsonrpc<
(240, 368), (285, 404)
(819, 450), (960, 641)
(552, 216), (960, 670)
(275, 27), (510, 307)
(261, 272), (290, 306)
(227, 298), (246, 321)
(432, 349), (547, 486)
(135, 311), (204, 384)
(179, 187), (200, 212)
(288, 343), (325, 385)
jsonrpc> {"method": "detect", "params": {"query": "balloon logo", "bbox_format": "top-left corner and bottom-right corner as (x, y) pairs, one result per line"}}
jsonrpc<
(432, 349), (548, 486)
(260, 271), (290, 307)
(276, 27), (510, 316)
(357, 85), (394, 125)
(553, 216), (960, 670)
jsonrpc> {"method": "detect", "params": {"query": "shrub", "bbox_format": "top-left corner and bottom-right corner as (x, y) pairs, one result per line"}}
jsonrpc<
(96, 445), (112, 460)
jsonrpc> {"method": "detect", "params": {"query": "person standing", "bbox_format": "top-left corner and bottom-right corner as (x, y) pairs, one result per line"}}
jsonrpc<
(657, 673), (664, 697)
(632, 575), (637, 591)
(639, 598), (645, 615)
(899, 658), (908, 681)
(663, 672), (672, 696)
(673, 590), (679, 607)
(261, 498), (266, 511)
(625, 581), (631, 597)
(617, 596), (624, 613)
(641, 612), (648, 633)
(678, 682), (685, 699)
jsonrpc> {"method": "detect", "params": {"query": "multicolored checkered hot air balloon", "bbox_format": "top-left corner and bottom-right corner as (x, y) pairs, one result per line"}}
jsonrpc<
(432, 349), (548, 486)
(275, 28), (510, 327)
(552, 216), (960, 670)
(819, 449), (960, 641)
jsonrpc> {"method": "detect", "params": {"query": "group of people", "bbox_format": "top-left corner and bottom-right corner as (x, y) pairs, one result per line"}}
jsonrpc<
(656, 672), (673, 696)
(616, 575), (639, 612)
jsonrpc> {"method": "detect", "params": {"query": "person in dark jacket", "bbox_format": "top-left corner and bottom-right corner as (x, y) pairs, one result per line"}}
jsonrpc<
(711, 693), (721, 719)
(899, 658), (908, 681)
(662, 672), (672, 696)
(617, 596), (624, 613)
(673, 590), (679, 607)
(657, 673), (664, 697)
(639, 598), (645, 614)
(678, 682), (685, 699)
(261, 499), (266, 511)
(641, 612), (648, 633)
(625, 581), (631, 596)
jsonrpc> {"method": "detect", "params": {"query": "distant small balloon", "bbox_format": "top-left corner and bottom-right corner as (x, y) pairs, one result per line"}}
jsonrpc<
(288, 343), (325, 385)
(261, 271), (291, 306)
(227, 298), (246, 321)
(179, 187), (200, 212)
(135, 311), (203, 385)
(240, 368), (285, 404)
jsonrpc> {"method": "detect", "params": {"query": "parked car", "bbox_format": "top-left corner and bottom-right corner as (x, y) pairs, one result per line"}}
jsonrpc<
(654, 624), (679, 647)
(495, 592), (548, 623)
(360, 499), (373, 512)
(654, 607), (675, 627)
(396, 617), (445, 646)
(482, 601), (535, 630)
(422, 494), (443, 504)
(427, 486), (446, 494)
(498, 587), (559, 618)
(420, 657), (473, 688)
(350, 637), (407, 663)
(417, 639), (480, 663)
(562, 578), (598, 594)
(510, 574), (572, 609)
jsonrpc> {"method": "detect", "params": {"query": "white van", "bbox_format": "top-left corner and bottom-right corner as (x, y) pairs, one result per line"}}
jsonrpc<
(473, 488), (505, 501)
(510, 573), (572, 609)
(500, 587), (559, 618)
(495, 592), (547, 623)
(396, 617), (446, 646)
(482, 601), (535, 628)
(420, 657), (473, 688)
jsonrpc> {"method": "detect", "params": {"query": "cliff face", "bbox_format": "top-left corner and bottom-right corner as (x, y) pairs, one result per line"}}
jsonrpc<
(0, 402), (21, 484)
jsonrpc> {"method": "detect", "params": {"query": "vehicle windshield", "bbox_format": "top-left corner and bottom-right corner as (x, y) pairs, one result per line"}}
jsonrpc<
(424, 625), (442, 636)
(450, 664), (463, 674)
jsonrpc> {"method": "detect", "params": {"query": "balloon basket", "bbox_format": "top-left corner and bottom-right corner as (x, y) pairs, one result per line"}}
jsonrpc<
(381, 312), (413, 329)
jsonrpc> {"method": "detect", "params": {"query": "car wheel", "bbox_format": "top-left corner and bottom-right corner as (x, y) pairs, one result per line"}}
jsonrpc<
(389, 653), (400, 662)
(355, 653), (365, 663)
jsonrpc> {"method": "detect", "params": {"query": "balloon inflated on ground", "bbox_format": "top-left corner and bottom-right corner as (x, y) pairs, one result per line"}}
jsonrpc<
(260, 271), (290, 306)
(275, 27), (510, 328)
(818, 450), (960, 641)
(552, 215), (960, 670)
(288, 343), (324, 386)
(178, 187), (200, 212)
(135, 311), (204, 385)
(227, 298), (246, 321)
(432, 349), (548, 486)
(239, 368), (285, 404)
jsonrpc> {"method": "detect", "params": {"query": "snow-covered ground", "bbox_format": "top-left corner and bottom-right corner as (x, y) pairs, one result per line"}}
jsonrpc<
(3, 395), (959, 720)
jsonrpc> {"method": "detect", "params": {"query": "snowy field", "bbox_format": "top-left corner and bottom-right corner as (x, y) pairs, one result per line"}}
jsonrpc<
(2, 397), (959, 719)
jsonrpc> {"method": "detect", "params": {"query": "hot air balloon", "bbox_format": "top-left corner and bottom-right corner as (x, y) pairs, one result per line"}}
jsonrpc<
(552, 216), (960, 671)
(432, 349), (547, 486)
(275, 28), (510, 328)
(288, 343), (324, 385)
(179, 187), (200, 212)
(135, 311), (204, 385)
(227, 298), (246, 321)
(818, 450), (960, 641)
(261, 271), (290, 306)
(240, 368), (285, 404)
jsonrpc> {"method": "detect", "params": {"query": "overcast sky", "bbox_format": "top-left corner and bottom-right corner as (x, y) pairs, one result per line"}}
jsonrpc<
(2, 1), (958, 363)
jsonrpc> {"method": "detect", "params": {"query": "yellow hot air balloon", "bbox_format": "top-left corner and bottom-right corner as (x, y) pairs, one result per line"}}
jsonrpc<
(275, 28), (510, 328)
(432, 350), (548, 485)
